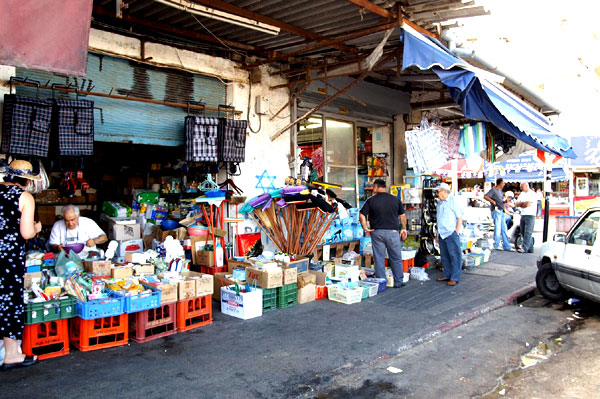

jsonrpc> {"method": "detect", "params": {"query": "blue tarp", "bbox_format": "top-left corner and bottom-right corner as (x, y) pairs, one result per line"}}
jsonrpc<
(401, 25), (576, 159)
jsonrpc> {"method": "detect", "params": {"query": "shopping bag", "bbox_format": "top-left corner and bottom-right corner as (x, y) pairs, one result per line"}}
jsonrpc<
(54, 249), (84, 277)
(220, 282), (262, 320)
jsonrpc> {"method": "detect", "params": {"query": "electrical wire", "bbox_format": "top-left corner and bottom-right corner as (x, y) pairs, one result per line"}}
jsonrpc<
(190, 13), (247, 58)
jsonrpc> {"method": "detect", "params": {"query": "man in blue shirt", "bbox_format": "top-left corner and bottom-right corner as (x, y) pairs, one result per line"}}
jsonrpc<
(435, 183), (464, 286)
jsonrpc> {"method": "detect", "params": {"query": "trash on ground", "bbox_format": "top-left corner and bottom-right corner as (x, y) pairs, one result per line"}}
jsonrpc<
(386, 366), (403, 374)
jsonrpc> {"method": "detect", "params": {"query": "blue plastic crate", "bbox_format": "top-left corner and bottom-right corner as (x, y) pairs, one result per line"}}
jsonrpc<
(365, 277), (387, 293)
(75, 294), (125, 320)
(112, 286), (161, 313)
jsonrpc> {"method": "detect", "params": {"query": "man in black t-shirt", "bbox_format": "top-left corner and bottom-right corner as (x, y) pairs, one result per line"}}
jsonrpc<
(359, 179), (408, 288)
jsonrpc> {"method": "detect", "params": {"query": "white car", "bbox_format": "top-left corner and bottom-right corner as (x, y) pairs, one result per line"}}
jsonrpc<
(536, 208), (600, 302)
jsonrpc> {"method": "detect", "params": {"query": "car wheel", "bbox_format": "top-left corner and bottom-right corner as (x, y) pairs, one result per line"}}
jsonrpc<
(535, 263), (567, 301)
(515, 235), (523, 250)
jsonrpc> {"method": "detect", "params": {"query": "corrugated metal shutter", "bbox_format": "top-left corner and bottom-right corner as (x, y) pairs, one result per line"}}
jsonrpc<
(15, 52), (226, 146)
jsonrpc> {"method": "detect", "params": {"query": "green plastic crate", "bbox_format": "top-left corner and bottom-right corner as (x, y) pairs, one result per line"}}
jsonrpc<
(262, 287), (277, 312)
(277, 283), (297, 309)
(25, 296), (76, 325)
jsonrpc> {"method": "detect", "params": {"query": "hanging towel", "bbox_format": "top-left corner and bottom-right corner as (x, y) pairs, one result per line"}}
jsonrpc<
(459, 122), (487, 158)
(446, 125), (461, 160)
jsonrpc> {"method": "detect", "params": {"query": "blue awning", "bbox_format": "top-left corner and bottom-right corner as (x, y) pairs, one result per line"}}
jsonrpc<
(401, 24), (576, 159)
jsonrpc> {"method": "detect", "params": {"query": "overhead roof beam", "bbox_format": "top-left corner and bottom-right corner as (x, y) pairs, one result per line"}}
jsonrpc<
(93, 6), (263, 53)
(189, 0), (356, 53)
(246, 21), (399, 68)
(345, 0), (394, 19)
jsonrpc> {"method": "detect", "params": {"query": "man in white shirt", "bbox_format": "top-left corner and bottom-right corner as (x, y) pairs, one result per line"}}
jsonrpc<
(49, 205), (107, 254)
(515, 182), (537, 253)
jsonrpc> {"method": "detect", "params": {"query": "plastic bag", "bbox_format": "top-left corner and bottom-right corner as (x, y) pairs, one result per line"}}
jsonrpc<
(55, 250), (84, 277)
(410, 266), (430, 281)
(29, 160), (50, 194)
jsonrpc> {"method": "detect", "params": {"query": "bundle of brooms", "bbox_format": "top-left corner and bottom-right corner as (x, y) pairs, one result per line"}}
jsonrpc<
(241, 187), (338, 255)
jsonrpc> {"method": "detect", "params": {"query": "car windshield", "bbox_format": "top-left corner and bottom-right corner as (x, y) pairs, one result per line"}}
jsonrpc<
(568, 211), (600, 246)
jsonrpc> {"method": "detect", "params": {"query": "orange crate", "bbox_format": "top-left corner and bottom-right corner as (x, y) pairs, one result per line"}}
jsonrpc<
(176, 295), (212, 332)
(402, 258), (414, 273)
(70, 314), (128, 352)
(22, 319), (69, 360)
(130, 303), (177, 343)
(315, 285), (328, 300)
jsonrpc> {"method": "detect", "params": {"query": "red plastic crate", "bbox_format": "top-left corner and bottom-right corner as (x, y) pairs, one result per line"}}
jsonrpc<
(130, 302), (177, 343)
(70, 314), (128, 352)
(402, 258), (414, 273)
(22, 319), (69, 360)
(176, 295), (212, 332)
(200, 265), (227, 275)
(315, 285), (328, 300)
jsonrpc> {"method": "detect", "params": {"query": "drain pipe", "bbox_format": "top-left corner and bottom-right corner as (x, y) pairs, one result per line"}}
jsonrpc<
(441, 30), (561, 115)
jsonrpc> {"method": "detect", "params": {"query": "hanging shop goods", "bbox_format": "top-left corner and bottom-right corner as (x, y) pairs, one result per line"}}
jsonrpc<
(185, 115), (220, 162)
(55, 98), (95, 156)
(218, 118), (248, 163)
(1, 94), (52, 157)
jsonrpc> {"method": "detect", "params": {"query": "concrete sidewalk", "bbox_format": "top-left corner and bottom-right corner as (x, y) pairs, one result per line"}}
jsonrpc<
(1, 251), (538, 399)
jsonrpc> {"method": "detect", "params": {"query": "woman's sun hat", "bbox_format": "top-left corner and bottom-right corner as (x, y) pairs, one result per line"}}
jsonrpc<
(5, 160), (41, 181)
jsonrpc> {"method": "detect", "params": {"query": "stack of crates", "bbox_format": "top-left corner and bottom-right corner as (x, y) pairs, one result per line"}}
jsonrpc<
(70, 294), (128, 352)
(262, 287), (277, 312)
(277, 283), (298, 309)
(22, 296), (76, 360)
(176, 295), (212, 332)
(123, 286), (173, 343)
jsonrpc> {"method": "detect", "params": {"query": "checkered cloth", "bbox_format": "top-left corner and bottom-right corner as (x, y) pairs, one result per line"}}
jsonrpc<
(1, 94), (52, 157)
(218, 118), (248, 162)
(185, 116), (220, 162)
(55, 99), (94, 156)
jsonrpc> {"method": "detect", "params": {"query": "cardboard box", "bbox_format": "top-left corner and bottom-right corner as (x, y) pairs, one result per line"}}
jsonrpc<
(109, 222), (141, 241)
(111, 265), (134, 279)
(297, 284), (316, 304)
(275, 257), (309, 274)
(181, 271), (214, 297)
(196, 250), (215, 267)
(146, 281), (178, 304)
(213, 272), (242, 301)
(83, 260), (112, 275)
(125, 252), (150, 264)
(308, 264), (334, 286)
(178, 279), (196, 300)
(281, 265), (298, 285)
(24, 272), (42, 289)
(334, 264), (360, 281)
(297, 272), (317, 288)
(190, 236), (209, 264)
(228, 259), (253, 274)
(116, 239), (144, 258)
(133, 264), (154, 276)
(245, 267), (283, 289)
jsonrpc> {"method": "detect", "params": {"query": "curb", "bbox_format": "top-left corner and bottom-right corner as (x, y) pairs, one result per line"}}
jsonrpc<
(302, 282), (537, 397)
(397, 282), (536, 353)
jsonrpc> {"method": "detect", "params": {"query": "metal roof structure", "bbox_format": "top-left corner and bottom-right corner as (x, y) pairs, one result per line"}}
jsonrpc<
(91, 1), (537, 123)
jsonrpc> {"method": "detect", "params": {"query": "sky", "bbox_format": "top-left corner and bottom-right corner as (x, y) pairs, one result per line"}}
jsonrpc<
(443, 0), (600, 137)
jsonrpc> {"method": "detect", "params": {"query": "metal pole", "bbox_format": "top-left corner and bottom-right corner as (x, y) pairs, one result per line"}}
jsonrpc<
(543, 193), (550, 242)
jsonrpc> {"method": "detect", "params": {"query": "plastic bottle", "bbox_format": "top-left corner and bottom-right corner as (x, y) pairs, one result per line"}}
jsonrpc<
(215, 243), (224, 267)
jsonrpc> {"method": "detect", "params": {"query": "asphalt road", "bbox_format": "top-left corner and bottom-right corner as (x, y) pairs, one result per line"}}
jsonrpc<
(309, 294), (600, 399)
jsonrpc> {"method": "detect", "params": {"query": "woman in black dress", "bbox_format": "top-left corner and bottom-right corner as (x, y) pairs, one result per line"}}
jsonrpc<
(0, 160), (42, 370)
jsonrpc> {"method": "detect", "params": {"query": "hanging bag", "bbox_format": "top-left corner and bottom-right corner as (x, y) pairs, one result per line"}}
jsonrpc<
(184, 101), (220, 162)
(52, 84), (94, 156)
(217, 105), (247, 163)
(1, 77), (53, 157)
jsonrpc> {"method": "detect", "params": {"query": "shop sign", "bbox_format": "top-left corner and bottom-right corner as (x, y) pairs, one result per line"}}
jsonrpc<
(571, 136), (600, 167)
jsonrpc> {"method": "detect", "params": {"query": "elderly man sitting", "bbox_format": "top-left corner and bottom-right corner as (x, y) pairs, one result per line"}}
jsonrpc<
(49, 205), (107, 254)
